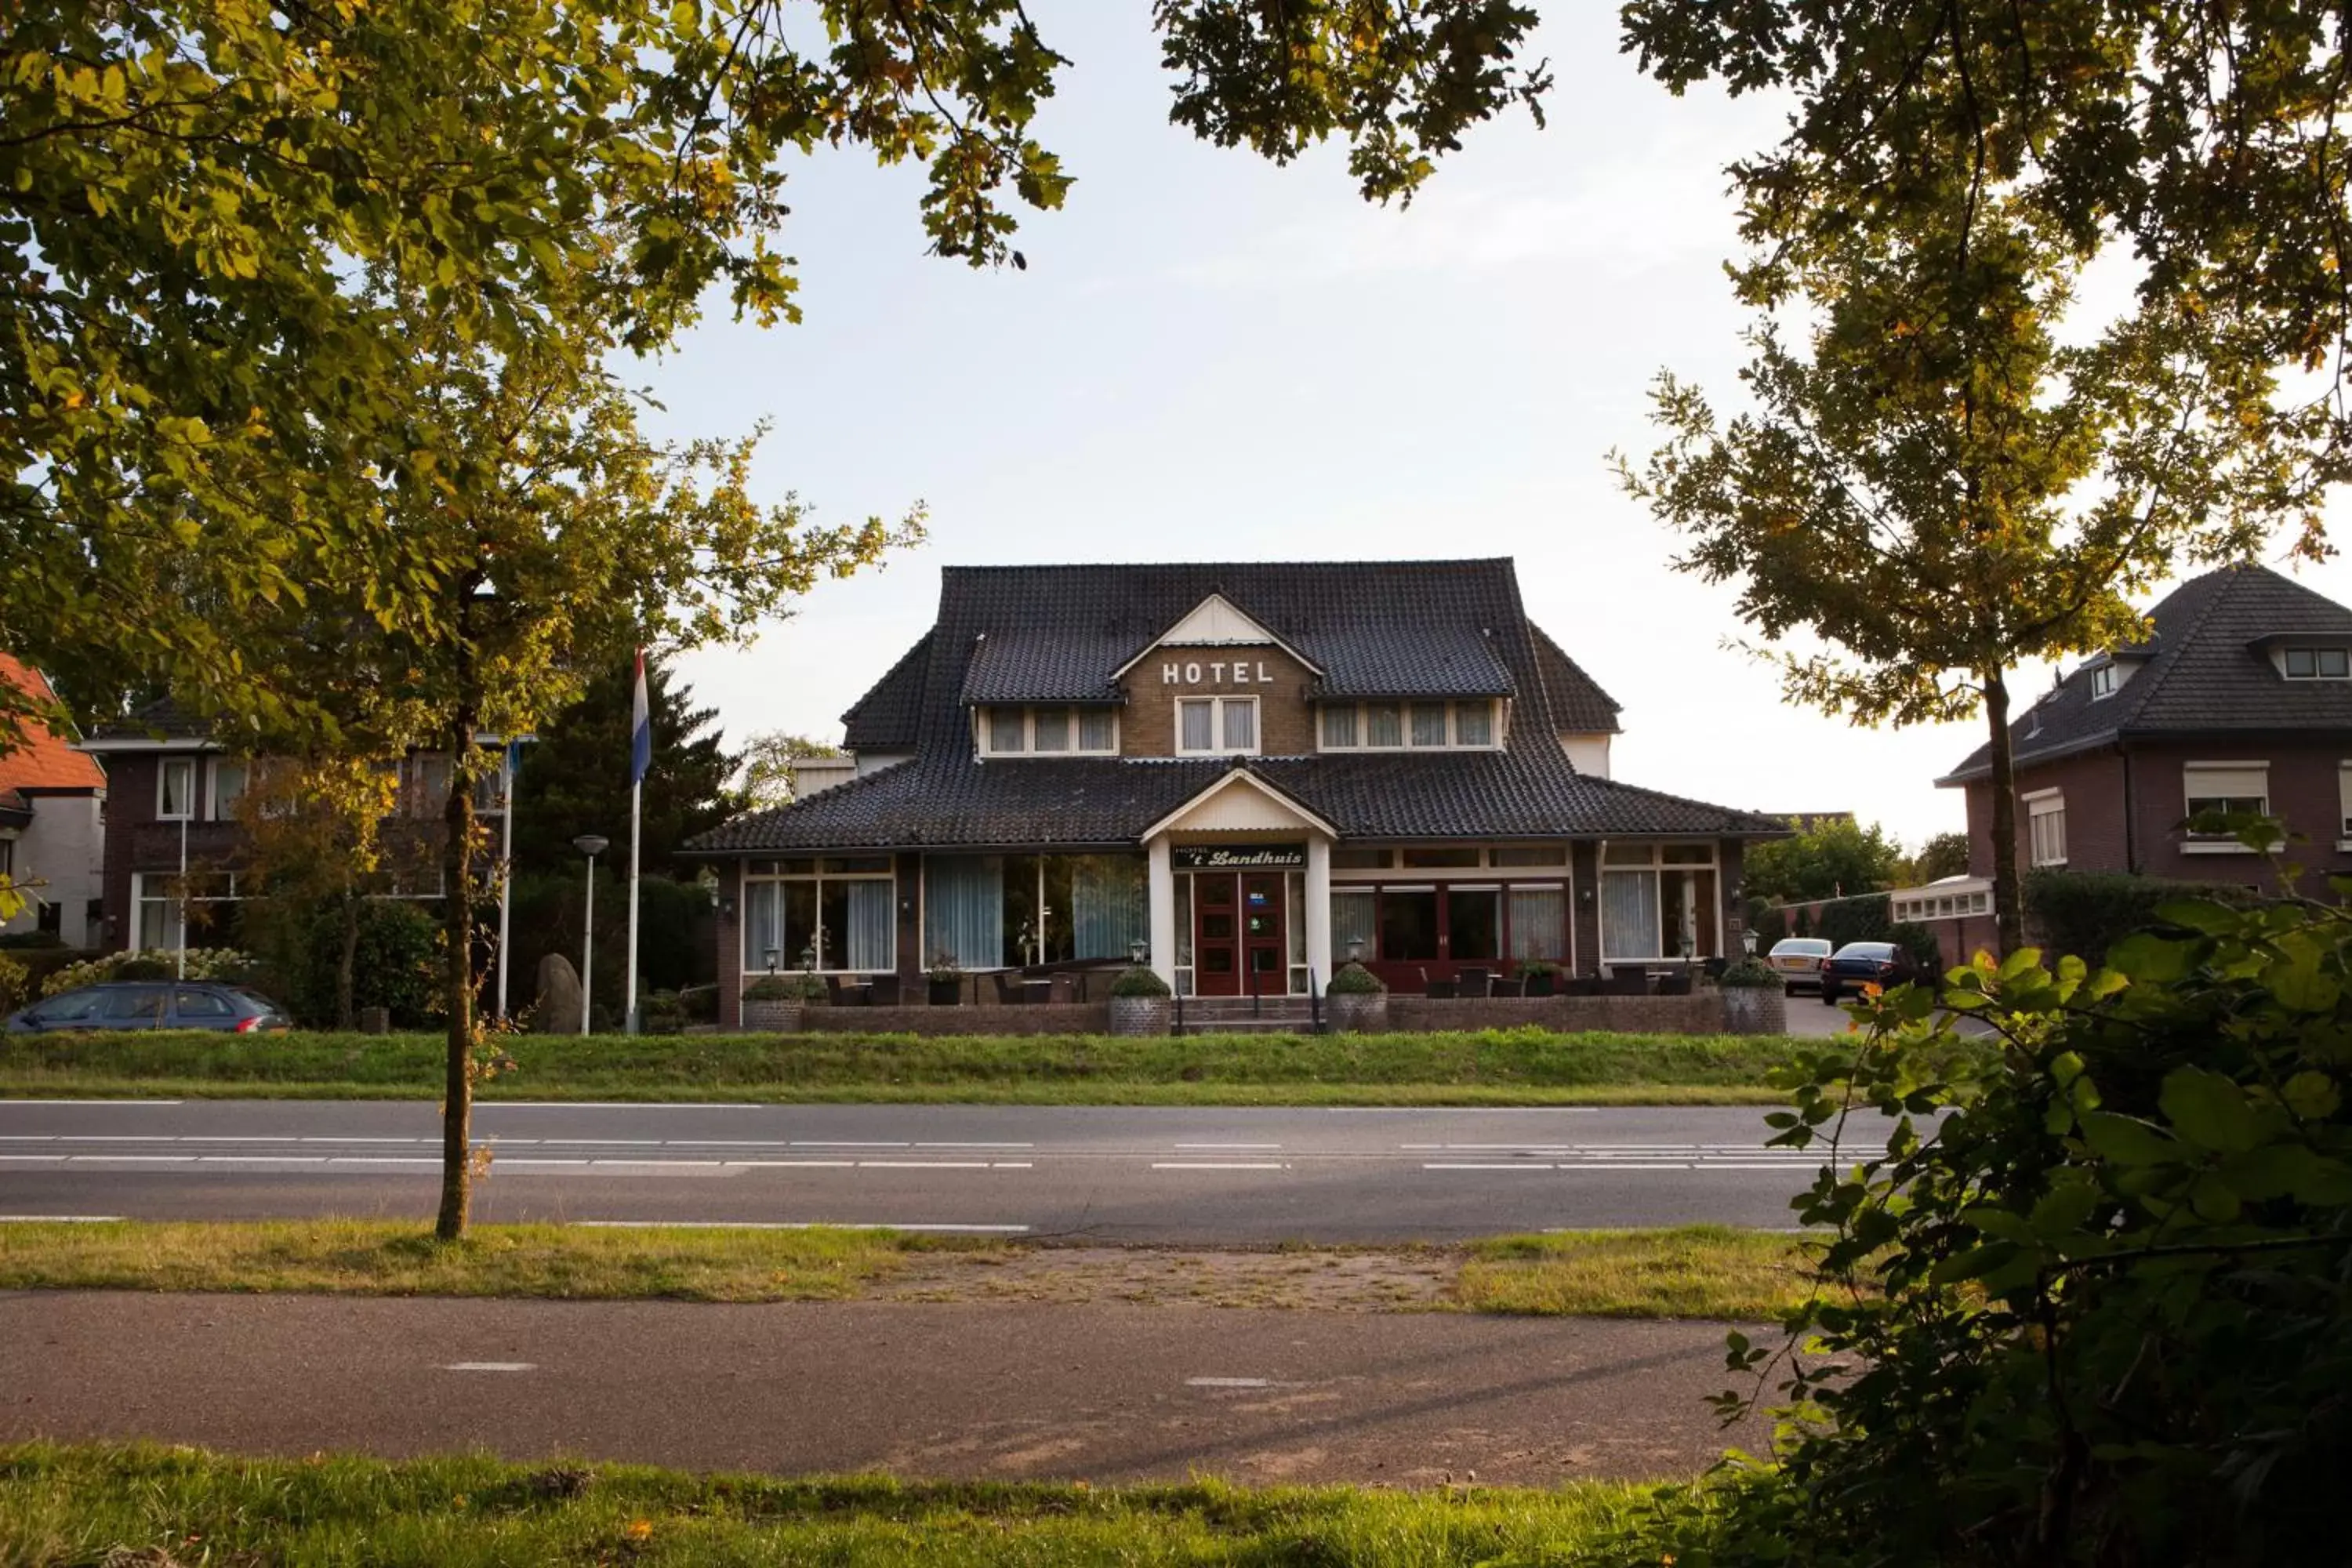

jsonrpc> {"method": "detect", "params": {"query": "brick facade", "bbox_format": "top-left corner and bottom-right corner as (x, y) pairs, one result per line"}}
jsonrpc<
(1965, 735), (2352, 891)
(1116, 642), (1319, 758)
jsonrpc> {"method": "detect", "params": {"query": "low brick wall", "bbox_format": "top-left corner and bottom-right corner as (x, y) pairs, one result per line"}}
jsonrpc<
(1388, 993), (1728, 1034)
(796, 1002), (1112, 1036)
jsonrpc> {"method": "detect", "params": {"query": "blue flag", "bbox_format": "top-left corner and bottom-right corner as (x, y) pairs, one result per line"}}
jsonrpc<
(630, 649), (652, 786)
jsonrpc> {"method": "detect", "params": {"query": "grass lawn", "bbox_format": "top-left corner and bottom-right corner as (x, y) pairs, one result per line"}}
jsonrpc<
(0, 1218), (1818, 1318)
(0, 1025), (1806, 1105)
(0, 1443), (1652, 1566)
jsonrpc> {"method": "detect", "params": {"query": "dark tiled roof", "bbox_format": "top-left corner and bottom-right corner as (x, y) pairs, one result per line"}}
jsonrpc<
(1941, 566), (2352, 781)
(841, 633), (930, 750)
(944, 561), (1525, 717)
(1529, 625), (1622, 735)
(688, 751), (1785, 852)
(85, 695), (212, 742)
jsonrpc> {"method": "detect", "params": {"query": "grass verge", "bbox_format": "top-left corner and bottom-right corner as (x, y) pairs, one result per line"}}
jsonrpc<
(0, 1443), (1651, 1565)
(1459, 1225), (1817, 1319)
(0, 1219), (1815, 1318)
(0, 1025), (1808, 1105)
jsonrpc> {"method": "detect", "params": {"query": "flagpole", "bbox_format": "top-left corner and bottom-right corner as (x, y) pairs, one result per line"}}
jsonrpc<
(625, 776), (641, 1036)
(495, 742), (514, 1020)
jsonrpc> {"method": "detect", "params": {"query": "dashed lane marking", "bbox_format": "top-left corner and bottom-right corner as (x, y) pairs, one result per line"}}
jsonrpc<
(1150, 1162), (1290, 1171)
(571, 1221), (1033, 1233)
(0, 1214), (125, 1222)
(444, 1363), (535, 1373)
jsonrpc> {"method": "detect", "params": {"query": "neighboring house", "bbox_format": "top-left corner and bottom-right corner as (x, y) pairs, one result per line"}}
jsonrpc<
(0, 655), (108, 947)
(684, 558), (1785, 1028)
(75, 699), (511, 955)
(1922, 564), (2352, 963)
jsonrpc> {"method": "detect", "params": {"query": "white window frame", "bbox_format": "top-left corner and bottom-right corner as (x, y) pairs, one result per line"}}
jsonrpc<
(2026, 789), (2067, 868)
(1597, 840), (1721, 965)
(1174, 695), (1260, 757)
(2181, 760), (2269, 852)
(976, 706), (1120, 758)
(208, 757), (248, 821)
(2339, 761), (2352, 850)
(157, 757), (198, 821)
(2089, 663), (2118, 700)
(2281, 646), (2352, 681)
(1316, 698), (1502, 753)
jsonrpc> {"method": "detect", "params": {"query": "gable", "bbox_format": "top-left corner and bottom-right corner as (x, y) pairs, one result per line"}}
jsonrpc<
(1145, 769), (1337, 839)
(1158, 593), (1283, 648)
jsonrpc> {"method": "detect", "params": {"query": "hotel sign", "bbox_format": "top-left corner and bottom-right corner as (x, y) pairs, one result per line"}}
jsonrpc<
(1162, 658), (1277, 685)
(1174, 844), (1307, 870)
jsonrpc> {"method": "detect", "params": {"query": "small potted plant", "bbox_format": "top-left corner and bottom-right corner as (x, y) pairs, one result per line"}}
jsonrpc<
(926, 952), (964, 1007)
(1519, 959), (1562, 998)
(1325, 961), (1388, 1033)
(743, 971), (824, 1032)
(1714, 957), (1787, 1034)
(1107, 964), (1172, 1036)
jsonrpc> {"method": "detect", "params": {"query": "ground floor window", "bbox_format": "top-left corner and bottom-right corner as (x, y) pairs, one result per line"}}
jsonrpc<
(1599, 843), (1719, 963)
(2027, 792), (2067, 866)
(131, 872), (242, 953)
(920, 853), (1147, 972)
(742, 856), (895, 974)
(1333, 880), (1568, 973)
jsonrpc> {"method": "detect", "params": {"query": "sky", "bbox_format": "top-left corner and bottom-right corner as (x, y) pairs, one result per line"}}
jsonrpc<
(644, 4), (2352, 851)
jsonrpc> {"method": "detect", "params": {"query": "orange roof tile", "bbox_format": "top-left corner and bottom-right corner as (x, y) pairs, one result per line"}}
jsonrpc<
(0, 654), (107, 793)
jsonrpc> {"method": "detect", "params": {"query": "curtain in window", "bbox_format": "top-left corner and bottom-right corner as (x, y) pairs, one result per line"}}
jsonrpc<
(741, 881), (782, 971)
(845, 880), (895, 971)
(1320, 706), (1356, 746)
(924, 855), (1004, 969)
(1330, 890), (1377, 958)
(1366, 703), (1403, 746)
(1508, 887), (1566, 961)
(1079, 710), (1115, 750)
(1601, 871), (1658, 961)
(1033, 708), (1070, 752)
(1222, 700), (1256, 751)
(1180, 701), (1214, 750)
(1455, 702), (1493, 745)
(1071, 855), (1148, 960)
(1410, 702), (1448, 746)
(989, 708), (1025, 751)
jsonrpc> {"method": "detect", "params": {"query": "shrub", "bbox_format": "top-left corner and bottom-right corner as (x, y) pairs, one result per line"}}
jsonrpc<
(1579, 901), (2352, 1567)
(278, 898), (441, 1029)
(744, 973), (824, 1003)
(637, 989), (688, 1035)
(0, 952), (27, 1015)
(41, 946), (257, 996)
(1326, 962), (1385, 995)
(2023, 866), (2252, 967)
(1714, 957), (1780, 989)
(1108, 965), (1171, 999)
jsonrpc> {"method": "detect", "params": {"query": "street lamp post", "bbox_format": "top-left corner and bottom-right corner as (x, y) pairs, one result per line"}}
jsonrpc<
(573, 834), (608, 1035)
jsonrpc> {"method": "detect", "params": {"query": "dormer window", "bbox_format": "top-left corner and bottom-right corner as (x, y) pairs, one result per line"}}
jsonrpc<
(2090, 663), (2118, 700)
(1319, 699), (1501, 753)
(979, 706), (1118, 757)
(2283, 647), (2350, 679)
(1177, 695), (1258, 757)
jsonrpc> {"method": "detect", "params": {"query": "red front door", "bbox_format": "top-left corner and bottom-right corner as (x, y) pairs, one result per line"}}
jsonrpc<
(1192, 873), (1287, 996)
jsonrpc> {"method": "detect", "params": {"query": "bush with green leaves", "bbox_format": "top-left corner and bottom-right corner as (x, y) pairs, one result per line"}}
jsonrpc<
(744, 972), (825, 1004)
(1109, 965), (1171, 999)
(1577, 894), (2352, 1568)
(0, 952), (27, 1015)
(39, 947), (257, 997)
(2023, 866), (2256, 967)
(1713, 958), (1781, 989)
(1327, 962), (1386, 995)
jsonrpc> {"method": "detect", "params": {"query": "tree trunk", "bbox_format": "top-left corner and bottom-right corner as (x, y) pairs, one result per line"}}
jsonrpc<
(336, 894), (361, 1031)
(1984, 666), (2024, 956)
(434, 706), (479, 1242)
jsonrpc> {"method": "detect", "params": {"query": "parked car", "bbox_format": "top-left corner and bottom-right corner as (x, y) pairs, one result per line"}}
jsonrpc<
(1819, 942), (1922, 1004)
(5, 981), (291, 1034)
(1766, 936), (1834, 995)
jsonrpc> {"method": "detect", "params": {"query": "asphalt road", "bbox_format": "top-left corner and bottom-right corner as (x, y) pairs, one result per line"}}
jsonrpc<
(0, 1291), (1769, 1485)
(0, 1101), (1892, 1241)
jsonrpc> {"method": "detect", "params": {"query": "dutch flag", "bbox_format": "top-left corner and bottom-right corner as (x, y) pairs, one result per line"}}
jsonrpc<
(630, 649), (652, 786)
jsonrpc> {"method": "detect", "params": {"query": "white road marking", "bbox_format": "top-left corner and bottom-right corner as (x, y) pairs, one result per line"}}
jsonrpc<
(1553, 1163), (1693, 1171)
(1151, 1162), (1289, 1171)
(1186, 1377), (1273, 1388)
(183, 1135), (298, 1143)
(0, 1155), (64, 1163)
(0, 1214), (124, 1223)
(0, 1099), (180, 1105)
(326, 1157), (439, 1167)
(490, 1158), (591, 1168)
(1174, 1142), (1283, 1150)
(69, 1155), (194, 1163)
(724, 1160), (856, 1169)
(302, 1137), (427, 1145)
(860, 1160), (989, 1170)
(572, 1221), (1033, 1233)
(1425, 1162), (1554, 1171)
(444, 1363), (535, 1373)
(915, 1142), (1035, 1149)
(481, 1102), (766, 1109)
(789, 1142), (909, 1149)
(0, 1136), (56, 1142)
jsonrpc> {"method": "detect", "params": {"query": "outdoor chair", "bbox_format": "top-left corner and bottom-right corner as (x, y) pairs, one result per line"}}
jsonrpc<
(989, 971), (1029, 1006)
(1567, 975), (1602, 997)
(1415, 968), (1457, 1000)
(1489, 975), (1526, 998)
(1602, 968), (1652, 996)
(866, 975), (902, 1007)
(1656, 970), (1694, 996)
(1455, 966), (1493, 998)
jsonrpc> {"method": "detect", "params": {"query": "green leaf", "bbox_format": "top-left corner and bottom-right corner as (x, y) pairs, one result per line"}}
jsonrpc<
(2158, 1067), (2260, 1152)
(2282, 1070), (2343, 1120)
(2080, 1112), (2179, 1167)
(2105, 932), (2197, 984)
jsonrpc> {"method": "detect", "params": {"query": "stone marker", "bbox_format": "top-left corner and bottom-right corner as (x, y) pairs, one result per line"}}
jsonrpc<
(535, 953), (583, 1034)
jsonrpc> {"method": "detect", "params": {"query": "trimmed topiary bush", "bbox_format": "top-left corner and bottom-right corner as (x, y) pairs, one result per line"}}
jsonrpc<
(1109, 965), (1171, 998)
(1326, 962), (1386, 995)
(1715, 957), (1782, 989)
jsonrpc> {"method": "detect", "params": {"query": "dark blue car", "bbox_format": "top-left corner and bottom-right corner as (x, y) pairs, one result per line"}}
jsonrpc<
(1819, 942), (1922, 1004)
(5, 981), (291, 1033)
